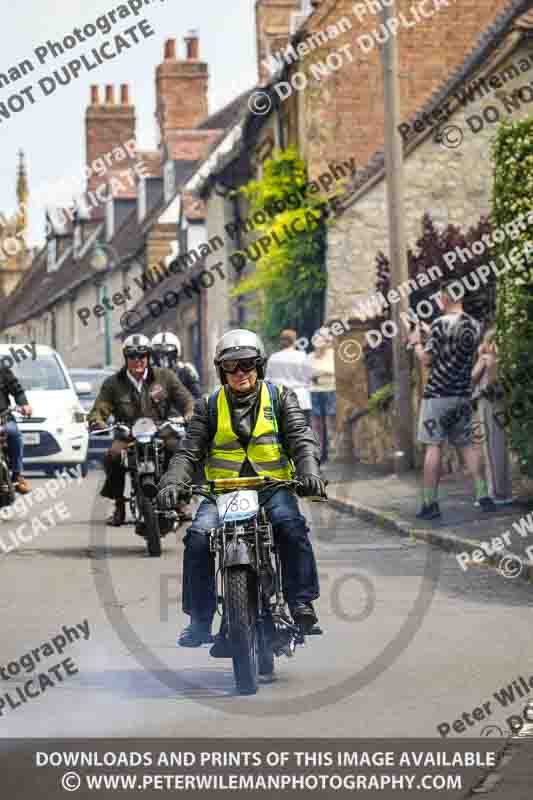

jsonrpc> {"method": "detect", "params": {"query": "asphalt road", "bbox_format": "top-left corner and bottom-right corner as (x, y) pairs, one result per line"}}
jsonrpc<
(1, 468), (533, 739)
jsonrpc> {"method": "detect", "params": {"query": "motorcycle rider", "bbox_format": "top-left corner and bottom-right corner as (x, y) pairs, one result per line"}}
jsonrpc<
(88, 334), (194, 526)
(158, 329), (326, 649)
(0, 364), (32, 494)
(151, 331), (200, 522)
(151, 332), (202, 400)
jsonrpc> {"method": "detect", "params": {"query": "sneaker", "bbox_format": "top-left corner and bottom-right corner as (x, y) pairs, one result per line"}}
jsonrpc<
(416, 502), (441, 520)
(478, 496), (497, 512)
(177, 623), (214, 648)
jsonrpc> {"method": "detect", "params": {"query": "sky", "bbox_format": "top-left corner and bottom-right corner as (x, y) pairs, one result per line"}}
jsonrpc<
(0, 0), (257, 246)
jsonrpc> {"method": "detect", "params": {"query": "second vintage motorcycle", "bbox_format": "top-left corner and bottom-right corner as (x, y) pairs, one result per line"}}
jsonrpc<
(94, 416), (187, 557)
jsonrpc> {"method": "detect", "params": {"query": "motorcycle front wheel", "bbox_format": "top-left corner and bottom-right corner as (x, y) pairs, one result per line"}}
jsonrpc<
(225, 567), (258, 695)
(0, 456), (14, 508)
(140, 495), (161, 557)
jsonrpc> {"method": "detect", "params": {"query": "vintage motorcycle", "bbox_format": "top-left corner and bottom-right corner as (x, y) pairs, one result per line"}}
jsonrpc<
(0, 408), (25, 509)
(178, 476), (326, 696)
(94, 416), (187, 557)
(0, 410), (16, 509)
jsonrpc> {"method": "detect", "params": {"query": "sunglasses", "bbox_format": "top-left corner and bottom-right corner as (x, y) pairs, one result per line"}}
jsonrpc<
(221, 358), (258, 374)
(126, 349), (149, 360)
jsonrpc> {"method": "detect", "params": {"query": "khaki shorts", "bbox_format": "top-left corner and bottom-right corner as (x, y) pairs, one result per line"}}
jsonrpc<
(417, 396), (474, 447)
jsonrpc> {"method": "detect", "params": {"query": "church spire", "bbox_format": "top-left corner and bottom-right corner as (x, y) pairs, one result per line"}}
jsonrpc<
(16, 149), (28, 239)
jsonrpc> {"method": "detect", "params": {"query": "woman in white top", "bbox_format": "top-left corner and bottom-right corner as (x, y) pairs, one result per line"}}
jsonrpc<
(309, 330), (336, 463)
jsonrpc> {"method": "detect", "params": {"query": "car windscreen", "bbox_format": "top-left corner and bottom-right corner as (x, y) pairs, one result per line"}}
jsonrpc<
(78, 394), (96, 412)
(10, 354), (69, 391)
(71, 371), (112, 395)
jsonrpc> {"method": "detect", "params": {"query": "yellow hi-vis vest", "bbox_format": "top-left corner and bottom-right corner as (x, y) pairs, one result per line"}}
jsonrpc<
(205, 382), (295, 481)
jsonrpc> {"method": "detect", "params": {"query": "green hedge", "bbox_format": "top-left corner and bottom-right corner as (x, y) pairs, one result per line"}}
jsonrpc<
(491, 117), (533, 475)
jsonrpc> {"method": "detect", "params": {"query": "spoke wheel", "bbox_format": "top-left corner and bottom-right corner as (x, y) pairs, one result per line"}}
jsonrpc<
(225, 568), (258, 695)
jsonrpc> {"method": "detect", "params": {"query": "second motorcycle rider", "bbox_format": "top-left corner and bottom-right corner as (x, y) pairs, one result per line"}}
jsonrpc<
(89, 334), (193, 526)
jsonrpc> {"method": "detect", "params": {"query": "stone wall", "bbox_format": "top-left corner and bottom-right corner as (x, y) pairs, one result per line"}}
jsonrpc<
(327, 40), (533, 318)
(291, 0), (510, 182)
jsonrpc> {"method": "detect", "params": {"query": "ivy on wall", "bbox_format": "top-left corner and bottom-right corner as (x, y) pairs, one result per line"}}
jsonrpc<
(230, 146), (328, 347)
(491, 117), (533, 476)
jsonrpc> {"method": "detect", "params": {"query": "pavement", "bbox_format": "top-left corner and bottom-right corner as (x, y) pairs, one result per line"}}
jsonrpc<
(324, 461), (533, 584)
(324, 460), (533, 797)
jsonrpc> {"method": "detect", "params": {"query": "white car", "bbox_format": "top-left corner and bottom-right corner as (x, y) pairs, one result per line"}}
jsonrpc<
(0, 344), (89, 476)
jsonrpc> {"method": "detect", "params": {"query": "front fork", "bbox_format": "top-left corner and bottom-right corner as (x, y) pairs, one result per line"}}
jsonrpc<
(211, 524), (302, 655)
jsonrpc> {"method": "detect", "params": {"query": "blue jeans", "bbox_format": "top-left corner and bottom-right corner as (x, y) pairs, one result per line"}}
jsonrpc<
(5, 421), (23, 476)
(181, 488), (319, 627)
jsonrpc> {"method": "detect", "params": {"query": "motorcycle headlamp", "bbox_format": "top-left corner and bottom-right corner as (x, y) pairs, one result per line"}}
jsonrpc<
(132, 418), (157, 441)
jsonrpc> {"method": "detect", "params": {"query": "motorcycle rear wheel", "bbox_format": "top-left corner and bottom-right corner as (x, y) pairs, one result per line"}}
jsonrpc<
(225, 568), (258, 695)
(0, 457), (14, 508)
(140, 496), (162, 557)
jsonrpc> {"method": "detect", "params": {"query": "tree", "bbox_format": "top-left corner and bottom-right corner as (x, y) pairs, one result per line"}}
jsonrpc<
(230, 147), (328, 347)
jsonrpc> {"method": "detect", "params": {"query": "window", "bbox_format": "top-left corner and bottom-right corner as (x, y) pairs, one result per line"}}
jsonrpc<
(47, 238), (57, 272)
(105, 198), (114, 242)
(138, 178), (146, 222)
(164, 160), (175, 203)
(69, 298), (78, 347)
(73, 224), (82, 257)
(96, 285), (104, 334)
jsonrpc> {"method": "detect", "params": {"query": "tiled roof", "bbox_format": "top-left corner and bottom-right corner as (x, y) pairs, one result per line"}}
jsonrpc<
(0, 82), (257, 333)
(197, 88), (256, 131)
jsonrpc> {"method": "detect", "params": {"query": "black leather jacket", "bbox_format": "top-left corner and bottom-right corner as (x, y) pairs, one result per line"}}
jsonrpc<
(0, 367), (28, 415)
(160, 380), (320, 487)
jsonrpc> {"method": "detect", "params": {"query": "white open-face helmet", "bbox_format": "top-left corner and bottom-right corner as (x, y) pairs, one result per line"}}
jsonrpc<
(151, 331), (181, 369)
(123, 334), (151, 362)
(214, 329), (266, 383)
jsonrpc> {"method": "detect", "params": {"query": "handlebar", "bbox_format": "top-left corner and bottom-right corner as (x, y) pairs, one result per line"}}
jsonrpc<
(0, 407), (25, 423)
(176, 476), (327, 503)
(90, 417), (186, 436)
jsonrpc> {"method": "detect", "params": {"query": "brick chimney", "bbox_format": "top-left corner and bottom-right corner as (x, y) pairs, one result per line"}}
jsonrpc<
(85, 83), (136, 198)
(255, 0), (302, 83)
(155, 32), (208, 148)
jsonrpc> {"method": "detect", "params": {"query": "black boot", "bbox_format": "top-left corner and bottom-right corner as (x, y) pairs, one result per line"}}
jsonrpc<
(177, 620), (214, 648)
(290, 601), (318, 633)
(107, 498), (126, 527)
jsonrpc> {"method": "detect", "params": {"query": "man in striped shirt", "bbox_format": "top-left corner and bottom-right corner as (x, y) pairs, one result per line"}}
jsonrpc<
(412, 281), (495, 519)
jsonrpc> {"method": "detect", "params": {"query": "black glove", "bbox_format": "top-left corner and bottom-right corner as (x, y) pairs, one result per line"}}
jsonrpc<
(296, 474), (327, 498)
(157, 483), (192, 509)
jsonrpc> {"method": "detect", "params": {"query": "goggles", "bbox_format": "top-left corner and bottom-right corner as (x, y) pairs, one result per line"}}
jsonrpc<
(125, 348), (149, 360)
(155, 345), (177, 353)
(221, 357), (258, 374)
